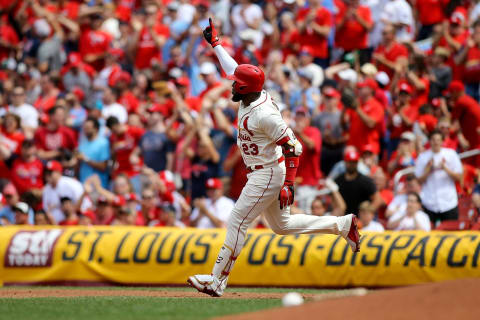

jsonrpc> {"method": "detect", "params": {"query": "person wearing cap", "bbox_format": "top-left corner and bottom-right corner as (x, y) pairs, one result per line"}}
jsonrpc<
(0, 184), (34, 225)
(388, 82), (417, 153)
(140, 103), (175, 173)
(13, 202), (31, 225)
(296, 46), (324, 88)
(198, 61), (224, 100)
(35, 105), (77, 161)
(296, 0), (332, 68)
(10, 140), (44, 195)
(343, 77), (384, 155)
(313, 87), (346, 175)
(289, 68), (321, 112)
(8, 86), (39, 134)
(387, 131), (417, 175)
(191, 178), (234, 228)
(334, 147), (382, 215)
(131, 4), (169, 71)
(358, 201), (384, 232)
(294, 107), (322, 212)
(42, 160), (84, 223)
(415, 129), (463, 224)
(77, 117), (110, 188)
(446, 80), (480, 162)
(372, 24), (408, 81)
(434, 12), (468, 72)
(62, 55), (92, 108)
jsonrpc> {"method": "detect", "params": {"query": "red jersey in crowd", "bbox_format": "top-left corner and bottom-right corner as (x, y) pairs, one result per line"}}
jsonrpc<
(0, 129), (24, 155)
(134, 25), (169, 69)
(79, 27), (112, 71)
(0, 21), (19, 63)
(119, 91), (140, 114)
(347, 97), (384, 154)
(280, 28), (300, 61)
(463, 45), (480, 83)
(415, 0), (447, 25)
(110, 126), (145, 177)
(297, 126), (322, 186)
(451, 94), (480, 149)
(373, 42), (408, 80)
(11, 157), (44, 194)
(389, 104), (418, 139)
(335, 3), (372, 51)
(35, 126), (77, 151)
(296, 7), (332, 59)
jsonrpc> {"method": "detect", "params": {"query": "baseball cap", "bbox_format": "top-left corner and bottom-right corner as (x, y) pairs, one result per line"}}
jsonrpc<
(196, 0), (210, 8)
(3, 183), (18, 196)
(338, 69), (357, 83)
(360, 63), (378, 76)
(72, 87), (85, 102)
(434, 47), (450, 58)
(147, 103), (167, 114)
(46, 160), (63, 172)
(324, 87), (340, 98)
(239, 29), (257, 42)
(450, 12), (465, 25)
(200, 62), (217, 75)
(298, 68), (314, 81)
(361, 144), (376, 155)
(431, 98), (441, 108)
(167, 1), (180, 10)
(344, 149), (360, 162)
(299, 46), (314, 56)
(68, 52), (82, 67)
(206, 178), (223, 189)
(295, 106), (309, 116)
(283, 0), (296, 4)
(445, 80), (465, 94)
(13, 202), (29, 214)
(125, 193), (138, 202)
(175, 77), (190, 87)
(401, 131), (416, 142)
(356, 78), (378, 90)
(108, 48), (125, 60)
(375, 71), (390, 87)
(399, 82), (412, 94)
(80, 210), (96, 221)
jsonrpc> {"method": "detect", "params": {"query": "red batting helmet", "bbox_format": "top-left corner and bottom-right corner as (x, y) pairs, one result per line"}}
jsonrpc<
(227, 64), (265, 94)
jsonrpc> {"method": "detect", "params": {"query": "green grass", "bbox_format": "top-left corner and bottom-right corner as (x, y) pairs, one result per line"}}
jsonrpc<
(1, 286), (333, 294)
(0, 296), (281, 320)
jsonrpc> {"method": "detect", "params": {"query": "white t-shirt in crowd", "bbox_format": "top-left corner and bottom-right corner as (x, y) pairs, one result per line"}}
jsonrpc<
(191, 196), (234, 229)
(42, 176), (85, 223)
(9, 103), (39, 129)
(389, 210), (431, 231)
(362, 220), (385, 232)
(381, 0), (415, 41)
(414, 148), (462, 213)
(102, 102), (128, 123)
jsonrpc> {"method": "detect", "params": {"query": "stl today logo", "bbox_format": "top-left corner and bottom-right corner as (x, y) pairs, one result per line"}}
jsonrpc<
(4, 230), (63, 267)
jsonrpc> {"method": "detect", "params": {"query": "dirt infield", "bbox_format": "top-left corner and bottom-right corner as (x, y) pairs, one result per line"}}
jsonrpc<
(218, 278), (480, 320)
(0, 288), (314, 300)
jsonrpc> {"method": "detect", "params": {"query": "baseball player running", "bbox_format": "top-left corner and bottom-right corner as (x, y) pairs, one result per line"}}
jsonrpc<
(187, 18), (360, 297)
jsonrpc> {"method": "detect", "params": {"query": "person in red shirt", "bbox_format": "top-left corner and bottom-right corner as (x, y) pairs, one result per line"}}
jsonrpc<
(79, 13), (112, 71)
(457, 21), (480, 101)
(372, 24), (408, 81)
(35, 106), (77, 161)
(415, 0), (448, 40)
(233, 30), (264, 66)
(280, 11), (300, 62)
(388, 83), (418, 152)
(343, 78), (384, 155)
(395, 55), (430, 109)
(131, 4), (169, 70)
(296, 0), (332, 67)
(11, 140), (44, 195)
(34, 75), (60, 113)
(106, 116), (145, 178)
(223, 145), (247, 201)
(446, 81), (480, 165)
(294, 107), (323, 212)
(335, 0), (373, 64)
(0, 16), (20, 63)
(112, 71), (140, 114)
(0, 113), (25, 180)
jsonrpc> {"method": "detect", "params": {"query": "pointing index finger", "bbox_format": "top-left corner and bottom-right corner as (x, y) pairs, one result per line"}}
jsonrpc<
(209, 17), (213, 28)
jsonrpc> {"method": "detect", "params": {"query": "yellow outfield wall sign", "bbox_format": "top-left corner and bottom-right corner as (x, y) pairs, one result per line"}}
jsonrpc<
(1, 226), (480, 287)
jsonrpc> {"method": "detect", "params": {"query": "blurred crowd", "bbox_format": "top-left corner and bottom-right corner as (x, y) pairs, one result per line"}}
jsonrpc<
(1, 0), (480, 232)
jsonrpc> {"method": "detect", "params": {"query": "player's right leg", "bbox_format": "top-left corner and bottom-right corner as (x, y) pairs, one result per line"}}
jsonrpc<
(188, 167), (280, 297)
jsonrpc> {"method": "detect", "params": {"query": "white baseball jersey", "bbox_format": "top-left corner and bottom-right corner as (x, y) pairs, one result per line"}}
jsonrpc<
(237, 90), (288, 168)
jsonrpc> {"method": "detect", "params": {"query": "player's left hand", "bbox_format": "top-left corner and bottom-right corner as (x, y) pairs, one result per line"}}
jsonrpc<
(278, 185), (294, 209)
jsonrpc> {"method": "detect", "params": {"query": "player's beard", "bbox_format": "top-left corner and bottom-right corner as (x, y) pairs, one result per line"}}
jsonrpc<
(232, 92), (243, 102)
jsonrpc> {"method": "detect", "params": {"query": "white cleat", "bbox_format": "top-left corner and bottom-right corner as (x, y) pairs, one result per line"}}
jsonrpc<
(187, 274), (224, 297)
(342, 214), (361, 253)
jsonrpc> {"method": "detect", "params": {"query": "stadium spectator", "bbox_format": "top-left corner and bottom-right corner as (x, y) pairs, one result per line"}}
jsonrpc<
(78, 117), (110, 188)
(0, 184), (34, 225)
(10, 140), (44, 195)
(8, 86), (38, 136)
(191, 178), (233, 228)
(372, 24), (408, 81)
(387, 192), (431, 231)
(335, 148), (381, 214)
(358, 201), (385, 231)
(415, 130), (463, 224)
(309, 179), (346, 216)
(13, 202), (31, 225)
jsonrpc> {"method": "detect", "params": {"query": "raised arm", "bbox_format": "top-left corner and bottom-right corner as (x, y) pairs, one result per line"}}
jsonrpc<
(204, 18), (238, 76)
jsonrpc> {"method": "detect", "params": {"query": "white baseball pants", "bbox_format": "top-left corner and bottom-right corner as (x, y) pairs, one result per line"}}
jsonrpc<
(211, 162), (351, 289)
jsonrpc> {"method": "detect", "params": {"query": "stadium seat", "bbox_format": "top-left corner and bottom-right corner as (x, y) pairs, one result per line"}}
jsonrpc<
(435, 220), (471, 231)
(457, 195), (477, 221)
